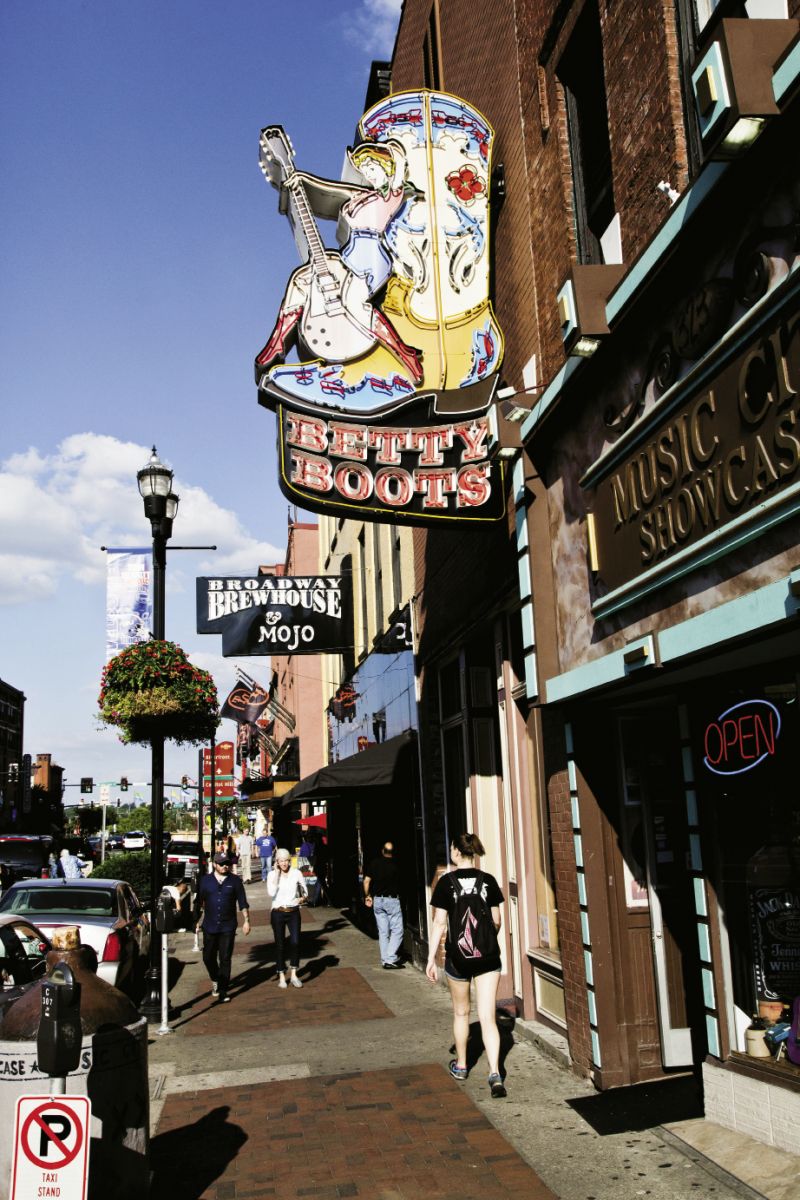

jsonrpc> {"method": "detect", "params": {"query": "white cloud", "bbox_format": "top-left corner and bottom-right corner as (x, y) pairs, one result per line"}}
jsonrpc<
(0, 433), (283, 604)
(341, 0), (402, 57)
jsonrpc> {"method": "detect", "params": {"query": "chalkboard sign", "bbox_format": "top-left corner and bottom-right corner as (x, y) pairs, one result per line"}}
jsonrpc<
(749, 886), (800, 1001)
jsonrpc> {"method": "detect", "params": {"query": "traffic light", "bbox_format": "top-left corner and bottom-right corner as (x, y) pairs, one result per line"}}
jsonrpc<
(116, 798), (121, 808)
(181, 775), (189, 789)
(120, 776), (129, 791)
(81, 777), (93, 794)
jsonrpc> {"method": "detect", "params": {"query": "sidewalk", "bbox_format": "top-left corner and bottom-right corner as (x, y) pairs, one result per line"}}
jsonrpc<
(146, 884), (795, 1200)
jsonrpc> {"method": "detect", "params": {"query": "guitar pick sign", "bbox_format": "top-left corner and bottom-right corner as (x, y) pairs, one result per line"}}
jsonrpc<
(196, 575), (351, 657)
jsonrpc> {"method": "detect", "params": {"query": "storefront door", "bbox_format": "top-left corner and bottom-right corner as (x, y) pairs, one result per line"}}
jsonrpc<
(619, 715), (704, 1068)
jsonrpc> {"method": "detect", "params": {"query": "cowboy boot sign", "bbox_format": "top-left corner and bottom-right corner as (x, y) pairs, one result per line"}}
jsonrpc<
(255, 90), (506, 525)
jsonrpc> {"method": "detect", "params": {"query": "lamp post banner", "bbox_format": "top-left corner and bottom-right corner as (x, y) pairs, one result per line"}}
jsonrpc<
(196, 574), (352, 656)
(105, 548), (152, 661)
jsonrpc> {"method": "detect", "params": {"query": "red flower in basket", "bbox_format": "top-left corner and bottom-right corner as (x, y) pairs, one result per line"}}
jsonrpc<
(445, 165), (486, 205)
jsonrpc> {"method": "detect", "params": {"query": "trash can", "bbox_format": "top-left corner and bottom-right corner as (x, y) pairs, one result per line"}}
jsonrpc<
(0, 943), (149, 1200)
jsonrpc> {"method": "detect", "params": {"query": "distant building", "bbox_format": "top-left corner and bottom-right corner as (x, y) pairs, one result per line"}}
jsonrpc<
(32, 753), (64, 835)
(260, 517), (326, 792)
(0, 678), (25, 829)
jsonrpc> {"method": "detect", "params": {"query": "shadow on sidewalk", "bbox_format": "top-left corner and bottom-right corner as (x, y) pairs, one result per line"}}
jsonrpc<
(566, 1072), (704, 1134)
(167, 928), (343, 1027)
(151, 1104), (246, 1199)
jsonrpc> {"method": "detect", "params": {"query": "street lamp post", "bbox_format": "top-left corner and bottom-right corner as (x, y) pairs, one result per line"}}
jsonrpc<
(137, 447), (179, 1020)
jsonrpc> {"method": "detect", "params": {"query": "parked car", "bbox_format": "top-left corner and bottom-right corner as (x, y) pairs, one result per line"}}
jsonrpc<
(0, 914), (52, 1019)
(0, 835), (53, 885)
(0, 878), (151, 995)
(123, 830), (149, 851)
(165, 839), (206, 885)
(86, 834), (124, 863)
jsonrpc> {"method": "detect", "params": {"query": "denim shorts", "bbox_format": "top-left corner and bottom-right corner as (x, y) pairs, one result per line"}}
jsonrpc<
(444, 956), (501, 982)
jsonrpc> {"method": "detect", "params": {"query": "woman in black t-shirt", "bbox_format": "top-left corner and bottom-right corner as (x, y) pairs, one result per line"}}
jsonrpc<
(426, 832), (507, 1098)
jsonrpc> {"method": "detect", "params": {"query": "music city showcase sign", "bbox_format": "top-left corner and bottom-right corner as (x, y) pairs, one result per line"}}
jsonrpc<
(196, 575), (351, 656)
(254, 90), (506, 525)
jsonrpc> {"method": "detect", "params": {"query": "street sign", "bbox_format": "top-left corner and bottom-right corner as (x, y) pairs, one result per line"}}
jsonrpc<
(203, 742), (235, 798)
(10, 1094), (90, 1199)
(99, 784), (110, 804)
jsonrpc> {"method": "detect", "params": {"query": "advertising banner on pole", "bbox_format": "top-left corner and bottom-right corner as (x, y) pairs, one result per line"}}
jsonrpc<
(106, 549), (152, 661)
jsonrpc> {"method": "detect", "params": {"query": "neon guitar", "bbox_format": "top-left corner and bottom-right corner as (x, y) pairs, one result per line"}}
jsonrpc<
(255, 127), (424, 385)
(258, 127), (376, 362)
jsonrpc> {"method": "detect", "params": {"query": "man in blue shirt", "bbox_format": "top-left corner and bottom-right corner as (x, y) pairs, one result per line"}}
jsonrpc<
(255, 830), (277, 882)
(195, 852), (250, 1003)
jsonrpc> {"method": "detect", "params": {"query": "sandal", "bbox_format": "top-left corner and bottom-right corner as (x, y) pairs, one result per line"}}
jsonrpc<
(449, 1060), (468, 1081)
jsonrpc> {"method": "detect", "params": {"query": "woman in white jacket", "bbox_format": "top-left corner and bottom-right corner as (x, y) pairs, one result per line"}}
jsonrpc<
(267, 849), (308, 988)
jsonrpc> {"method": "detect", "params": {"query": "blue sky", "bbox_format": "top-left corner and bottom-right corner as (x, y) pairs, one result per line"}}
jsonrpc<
(0, 0), (401, 803)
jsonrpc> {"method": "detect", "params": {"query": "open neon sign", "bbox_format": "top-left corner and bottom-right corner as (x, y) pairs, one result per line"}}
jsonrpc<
(703, 699), (781, 776)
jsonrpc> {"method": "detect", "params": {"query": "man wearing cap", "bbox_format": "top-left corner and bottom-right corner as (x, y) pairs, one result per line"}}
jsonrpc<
(194, 852), (250, 1003)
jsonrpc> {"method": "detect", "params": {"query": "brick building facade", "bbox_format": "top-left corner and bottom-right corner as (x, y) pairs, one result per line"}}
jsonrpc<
(387, 0), (800, 1151)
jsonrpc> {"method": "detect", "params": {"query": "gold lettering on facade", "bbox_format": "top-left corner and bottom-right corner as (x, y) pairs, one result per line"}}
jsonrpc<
(600, 314), (800, 577)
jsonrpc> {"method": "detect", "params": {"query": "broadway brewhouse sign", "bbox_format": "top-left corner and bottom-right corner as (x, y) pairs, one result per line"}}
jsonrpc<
(588, 305), (800, 599)
(197, 575), (351, 656)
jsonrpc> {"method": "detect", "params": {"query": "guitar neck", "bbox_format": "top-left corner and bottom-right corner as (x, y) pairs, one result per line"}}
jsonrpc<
(285, 172), (331, 278)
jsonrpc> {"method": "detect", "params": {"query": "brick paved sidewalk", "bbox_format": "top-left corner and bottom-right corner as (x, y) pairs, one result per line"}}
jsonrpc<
(151, 1062), (557, 1200)
(180, 968), (392, 1035)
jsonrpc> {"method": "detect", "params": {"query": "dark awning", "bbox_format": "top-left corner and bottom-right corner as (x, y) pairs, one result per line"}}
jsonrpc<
(279, 730), (416, 806)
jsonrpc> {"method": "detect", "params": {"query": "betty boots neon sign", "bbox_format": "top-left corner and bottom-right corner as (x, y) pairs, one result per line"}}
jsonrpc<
(254, 91), (506, 525)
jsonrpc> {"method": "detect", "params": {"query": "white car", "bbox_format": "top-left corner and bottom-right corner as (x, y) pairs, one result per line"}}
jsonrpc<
(0, 878), (151, 995)
(123, 830), (149, 851)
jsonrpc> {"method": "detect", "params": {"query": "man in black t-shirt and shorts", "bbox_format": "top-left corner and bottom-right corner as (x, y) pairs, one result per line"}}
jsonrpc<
(363, 842), (405, 969)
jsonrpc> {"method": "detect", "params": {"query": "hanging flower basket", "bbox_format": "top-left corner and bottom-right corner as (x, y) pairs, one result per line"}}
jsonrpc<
(98, 640), (219, 746)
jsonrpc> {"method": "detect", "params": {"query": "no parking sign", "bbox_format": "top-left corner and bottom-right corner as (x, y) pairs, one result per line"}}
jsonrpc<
(10, 1095), (90, 1198)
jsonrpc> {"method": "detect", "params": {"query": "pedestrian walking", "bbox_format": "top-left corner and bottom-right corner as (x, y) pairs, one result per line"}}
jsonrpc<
(237, 828), (254, 882)
(256, 829), (277, 881)
(59, 847), (83, 880)
(194, 851), (251, 1003)
(267, 849), (307, 988)
(426, 832), (507, 1098)
(363, 841), (404, 969)
(224, 835), (239, 874)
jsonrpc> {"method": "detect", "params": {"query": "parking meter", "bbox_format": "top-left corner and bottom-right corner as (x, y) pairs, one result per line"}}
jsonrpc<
(37, 962), (82, 1077)
(156, 887), (178, 933)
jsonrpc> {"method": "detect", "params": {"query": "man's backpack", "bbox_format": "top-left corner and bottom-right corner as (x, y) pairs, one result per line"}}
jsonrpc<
(447, 871), (499, 974)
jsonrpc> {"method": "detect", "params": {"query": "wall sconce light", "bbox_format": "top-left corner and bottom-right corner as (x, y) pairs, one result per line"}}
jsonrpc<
(556, 264), (626, 357)
(496, 385), (531, 424)
(691, 18), (799, 159)
(488, 396), (523, 459)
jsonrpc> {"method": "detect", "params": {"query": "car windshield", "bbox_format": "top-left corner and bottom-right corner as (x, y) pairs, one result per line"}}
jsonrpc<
(0, 887), (116, 918)
(169, 843), (201, 854)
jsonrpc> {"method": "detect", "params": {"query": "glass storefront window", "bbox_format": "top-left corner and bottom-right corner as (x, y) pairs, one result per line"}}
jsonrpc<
(694, 672), (800, 1048)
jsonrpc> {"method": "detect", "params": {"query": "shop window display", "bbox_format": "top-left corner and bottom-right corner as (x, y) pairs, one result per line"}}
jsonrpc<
(695, 673), (800, 1067)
